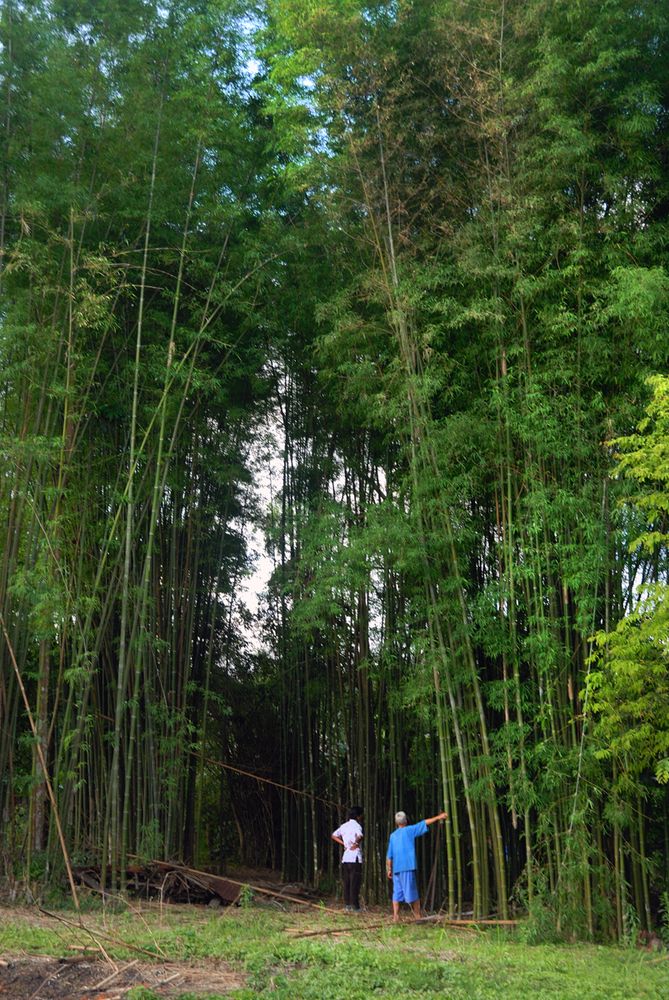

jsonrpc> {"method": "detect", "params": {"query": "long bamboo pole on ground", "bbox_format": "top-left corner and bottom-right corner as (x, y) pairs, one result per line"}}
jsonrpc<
(289, 916), (519, 939)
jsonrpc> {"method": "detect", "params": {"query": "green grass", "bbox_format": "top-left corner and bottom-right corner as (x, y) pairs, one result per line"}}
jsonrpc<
(1, 905), (667, 999)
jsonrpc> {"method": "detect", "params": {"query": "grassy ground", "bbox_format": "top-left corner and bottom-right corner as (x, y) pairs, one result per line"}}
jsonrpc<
(1, 902), (668, 999)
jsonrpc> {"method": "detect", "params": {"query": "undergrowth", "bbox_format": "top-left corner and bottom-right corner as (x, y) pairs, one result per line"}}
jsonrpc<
(1, 903), (667, 999)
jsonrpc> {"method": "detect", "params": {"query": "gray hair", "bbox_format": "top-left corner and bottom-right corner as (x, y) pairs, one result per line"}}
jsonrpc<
(395, 811), (407, 826)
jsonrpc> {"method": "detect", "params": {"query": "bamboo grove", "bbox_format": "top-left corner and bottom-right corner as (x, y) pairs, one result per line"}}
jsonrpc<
(1, 0), (669, 941)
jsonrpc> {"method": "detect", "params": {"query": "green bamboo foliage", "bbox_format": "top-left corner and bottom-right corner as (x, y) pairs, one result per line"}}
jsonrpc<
(0, 0), (274, 885)
(1, 0), (669, 942)
(259, 0), (669, 933)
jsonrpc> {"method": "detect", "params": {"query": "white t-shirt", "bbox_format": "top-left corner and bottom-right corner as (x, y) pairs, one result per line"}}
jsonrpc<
(332, 818), (363, 863)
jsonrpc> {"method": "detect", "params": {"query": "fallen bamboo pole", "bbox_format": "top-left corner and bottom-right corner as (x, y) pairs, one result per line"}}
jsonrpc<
(441, 918), (518, 926)
(288, 914), (518, 939)
(288, 919), (413, 937)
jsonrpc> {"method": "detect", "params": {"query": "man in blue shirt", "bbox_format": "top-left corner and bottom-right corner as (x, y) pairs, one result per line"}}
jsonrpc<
(386, 809), (448, 922)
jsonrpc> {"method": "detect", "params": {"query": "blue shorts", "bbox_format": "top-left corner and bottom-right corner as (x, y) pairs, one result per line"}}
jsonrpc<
(392, 870), (419, 903)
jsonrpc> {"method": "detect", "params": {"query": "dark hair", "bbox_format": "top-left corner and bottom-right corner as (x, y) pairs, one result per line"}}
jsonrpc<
(348, 805), (363, 820)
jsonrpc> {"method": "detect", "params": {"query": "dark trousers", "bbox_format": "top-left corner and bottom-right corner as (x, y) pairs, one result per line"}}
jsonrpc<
(342, 862), (362, 908)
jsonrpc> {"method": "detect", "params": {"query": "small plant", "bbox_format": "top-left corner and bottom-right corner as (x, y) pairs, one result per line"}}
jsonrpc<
(126, 988), (160, 1000)
(239, 883), (255, 908)
(621, 900), (640, 949)
(135, 819), (164, 863)
(518, 899), (561, 946)
(659, 891), (669, 946)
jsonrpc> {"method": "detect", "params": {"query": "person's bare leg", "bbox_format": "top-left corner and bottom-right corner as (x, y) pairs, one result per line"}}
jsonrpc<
(392, 901), (400, 923)
(411, 899), (422, 920)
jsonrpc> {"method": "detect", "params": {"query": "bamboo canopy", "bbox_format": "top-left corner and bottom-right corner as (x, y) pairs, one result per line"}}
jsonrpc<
(1, 0), (668, 944)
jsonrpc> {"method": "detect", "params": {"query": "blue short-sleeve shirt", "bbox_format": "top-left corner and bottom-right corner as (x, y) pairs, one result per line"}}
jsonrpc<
(386, 820), (429, 873)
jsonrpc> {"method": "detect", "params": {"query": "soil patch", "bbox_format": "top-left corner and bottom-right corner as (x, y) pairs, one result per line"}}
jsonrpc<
(0, 953), (245, 998)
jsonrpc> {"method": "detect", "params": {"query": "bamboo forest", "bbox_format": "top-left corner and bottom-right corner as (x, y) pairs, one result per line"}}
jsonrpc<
(2, 0), (669, 948)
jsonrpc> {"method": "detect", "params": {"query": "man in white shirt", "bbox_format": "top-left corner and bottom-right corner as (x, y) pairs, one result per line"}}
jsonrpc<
(332, 805), (364, 911)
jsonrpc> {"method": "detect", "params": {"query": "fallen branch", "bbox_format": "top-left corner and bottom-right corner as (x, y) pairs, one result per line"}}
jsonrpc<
(40, 909), (114, 968)
(158, 971), (181, 985)
(72, 875), (167, 956)
(90, 959), (139, 991)
(39, 908), (163, 960)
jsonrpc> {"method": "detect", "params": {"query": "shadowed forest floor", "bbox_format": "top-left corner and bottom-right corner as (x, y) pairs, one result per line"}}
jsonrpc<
(1, 899), (668, 999)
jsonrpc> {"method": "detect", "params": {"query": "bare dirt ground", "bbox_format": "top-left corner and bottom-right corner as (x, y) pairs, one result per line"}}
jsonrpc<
(0, 952), (246, 998)
(0, 899), (251, 998)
